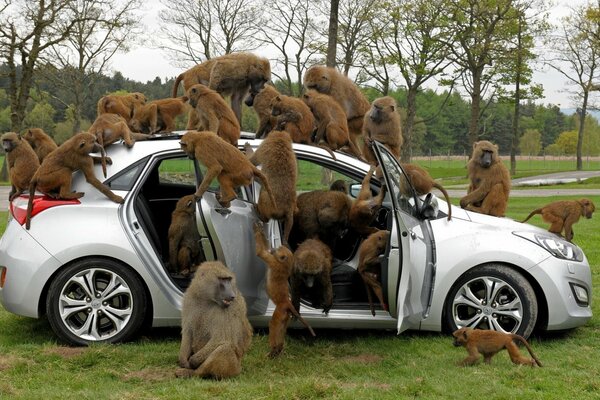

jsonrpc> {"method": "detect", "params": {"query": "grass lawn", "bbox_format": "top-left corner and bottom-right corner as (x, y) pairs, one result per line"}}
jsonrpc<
(0, 193), (599, 399)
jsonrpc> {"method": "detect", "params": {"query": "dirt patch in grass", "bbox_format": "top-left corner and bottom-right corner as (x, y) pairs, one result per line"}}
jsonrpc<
(0, 354), (32, 371)
(43, 346), (87, 359)
(122, 367), (174, 382)
(340, 353), (384, 364)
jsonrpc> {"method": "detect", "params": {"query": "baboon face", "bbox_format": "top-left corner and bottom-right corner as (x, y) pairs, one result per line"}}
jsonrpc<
(22, 129), (36, 142)
(179, 133), (196, 158)
(270, 246), (293, 264)
(245, 91), (257, 107)
(186, 84), (209, 109)
(369, 97), (396, 124)
(132, 92), (147, 105)
(452, 328), (469, 347)
(175, 194), (196, 216)
(472, 141), (498, 168)
(248, 60), (271, 93)
(270, 96), (283, 116)
(1, 132), (20, 152)
(303, 66), (331, 93)
(580, 199), (596, 219)
(199, 266), (236, 308)
(74, 133), (103, 155)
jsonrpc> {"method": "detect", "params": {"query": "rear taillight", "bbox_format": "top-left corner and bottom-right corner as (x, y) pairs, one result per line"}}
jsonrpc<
(10, 195), (80, 226)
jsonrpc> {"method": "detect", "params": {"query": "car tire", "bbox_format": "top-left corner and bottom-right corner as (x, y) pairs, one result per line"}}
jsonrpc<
(443, 264), (537, 338)
(46, 258), (148, 346)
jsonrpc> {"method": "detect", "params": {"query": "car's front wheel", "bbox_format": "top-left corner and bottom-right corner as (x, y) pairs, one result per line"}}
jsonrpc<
(443, 264), (537, 338)
(46, 258), (148, 346)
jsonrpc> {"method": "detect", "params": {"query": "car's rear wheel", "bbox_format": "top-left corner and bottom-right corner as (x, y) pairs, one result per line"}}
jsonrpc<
(443, 264), (537, 338)
(46, 258), (147, 346)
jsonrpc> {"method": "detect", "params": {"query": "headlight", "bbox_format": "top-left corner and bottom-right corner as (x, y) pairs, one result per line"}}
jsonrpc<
(513, 231), (584, 262)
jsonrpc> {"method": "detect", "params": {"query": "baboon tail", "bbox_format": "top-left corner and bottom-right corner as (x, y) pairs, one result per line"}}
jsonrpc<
(286, 301), (316, 337)
(25, 179), (37, 230)
(514, 335), (543, 367)
(252, 167), (277, 211)
(172, 74), (184, 98)
(433, 182), (452, 221)
(521, 208), (542, 223)
(316, 144), (337, 160)
(345, 137), (366, 162)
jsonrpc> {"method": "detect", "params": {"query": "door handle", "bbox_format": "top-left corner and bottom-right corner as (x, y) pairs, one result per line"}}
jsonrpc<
(215, 207), (232, 216)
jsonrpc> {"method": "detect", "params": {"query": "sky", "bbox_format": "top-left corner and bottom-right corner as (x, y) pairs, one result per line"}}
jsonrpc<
(110, 0), (589, 110)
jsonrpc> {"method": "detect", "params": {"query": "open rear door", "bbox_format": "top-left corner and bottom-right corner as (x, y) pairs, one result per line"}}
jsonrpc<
(372, 142), (436, 333)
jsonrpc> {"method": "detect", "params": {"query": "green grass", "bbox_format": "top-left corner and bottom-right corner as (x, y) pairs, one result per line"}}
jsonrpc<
(1, 193), (600, 399)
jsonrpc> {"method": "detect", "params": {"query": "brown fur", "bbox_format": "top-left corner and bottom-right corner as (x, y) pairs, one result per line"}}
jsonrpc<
(349, 166), (387, 235)
(173, 52), (271, 124)
(362, 96), (402, 163)
(303, 65), (370, 151)
(96, 92), (146, 119)
(22, 128), (58, 163)
(329, 179), (348, 193)
(452, 327), (542, 367)
(2, 132), (40, 201)
(168, 194), (205, 276)
(291, 238), (333, 315)
(176, 261), (253, 379)
(245, 131), (297, 243)
(179, 131), (276, 208)
(521, 198), (595, 242)
(401, 163), (452, 221)
(245, 85), (280, 138)
(460, 141), (511, 217)
(301, 90), (362, 158)
(254, 223), (315, 358)
(185, 84), (241, 146)
(270, 94), (315, 144)
(89, 113), (150, 148)
(25, 132), (123, 229)
(129, 96), (190, 134)
(357, 230), (390, 316)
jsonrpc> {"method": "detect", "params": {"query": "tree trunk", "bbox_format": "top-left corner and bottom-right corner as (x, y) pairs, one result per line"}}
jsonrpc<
(401, 86), (418, 163)
(577, 91), (588, 171)
(468, 70), (483, 148)
(326, 0), (339, 68)
(510, 17), (522, 176)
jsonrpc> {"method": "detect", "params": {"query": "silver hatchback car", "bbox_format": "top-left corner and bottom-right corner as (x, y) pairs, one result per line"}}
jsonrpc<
(0, 132), (592, 345)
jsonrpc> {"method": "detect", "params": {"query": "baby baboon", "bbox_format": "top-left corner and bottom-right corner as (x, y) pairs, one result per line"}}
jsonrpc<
(329, 179), (348, 194)
(186, 84), (241, 146)
(179, 131), (276, 208)
(254, 223), (315, 358)
(452, 327), (542, 367)
(349, 166), (387, 236)
(301, 90), (362, 158)
(362, 96), (403, 163)
(2, 132), (40, 201)
(293, 189), (352, 248)
(245, 130), (297, 243)
(357, 229), (390, 316)
(173, 52), (271, 123)
(521, 198), (595, 242)
(177, 261), (253, 379)
(401, 163), (452, 221)
(22, 128), (58, 163)
(168, 194), (205, 276)
(460, 141), (511, 217)
(303, 65), (370, 149)
(270, 94), (315, 144)
(26, 132), (124, 229)
(97, 92), (146, 119)
(129, 96), (190, 134)
(291, 238), (333, 315)
(245, 85), (280, 138)
(89, 113), (150, 148)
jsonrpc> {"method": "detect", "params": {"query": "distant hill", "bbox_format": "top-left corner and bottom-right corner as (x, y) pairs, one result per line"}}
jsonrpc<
(561, 108), (600, 120)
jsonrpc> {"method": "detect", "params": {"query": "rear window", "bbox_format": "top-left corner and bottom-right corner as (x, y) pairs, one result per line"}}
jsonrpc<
(106, 157), (148, 190)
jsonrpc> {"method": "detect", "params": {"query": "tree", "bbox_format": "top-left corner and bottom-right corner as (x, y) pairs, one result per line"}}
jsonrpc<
(334, 0), (375, 76)
(546, 3), (600, 170)
(157, 0), (260, 65)
(519, 128), (541, 156)
(554, 130), (578, 155)
(326, 0), (339, 68)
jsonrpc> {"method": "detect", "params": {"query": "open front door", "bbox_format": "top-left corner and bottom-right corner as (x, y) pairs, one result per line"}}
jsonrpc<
(372, 142), (436, 333)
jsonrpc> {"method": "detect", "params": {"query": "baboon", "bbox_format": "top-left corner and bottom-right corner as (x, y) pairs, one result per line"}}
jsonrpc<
(97, 92), (146, 120)
(357, 229), (390, 316)
(521, 198), (595, 242)
(270, 94), (315, 144)
(186, 84), (241, 146)
(293, 189), (352, 248)
(2, 132), (40, 201)
(303, 65), (370, 150)
(168, 194), (205, 276)
(89, 113), (150, 148)
(245, 131), (297, 243)
(329, 179), (348, 193)
(301, 90), (362, 158)
(291, 238), (333, 315)
(177, 261), (253, 379)
(22, 128), (58, 163)
(401, 163), (452, 221)
(460, 141), (511, 217)
(179, 131), (276, 208)
(452, 327), (542, 367)
(26, 132), (124, 230)
(245, 85), (280, 138)
(362, 96), (402, 163)
(173, 52), (271, 124)
(254, 223), (315, 357)
(349, 166), (387, 236)
(129, 96), (190, 134)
